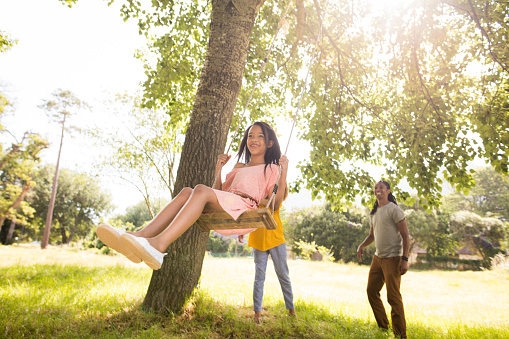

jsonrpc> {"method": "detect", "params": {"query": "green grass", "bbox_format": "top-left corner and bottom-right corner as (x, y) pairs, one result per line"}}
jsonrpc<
(1, 244), (508, 338)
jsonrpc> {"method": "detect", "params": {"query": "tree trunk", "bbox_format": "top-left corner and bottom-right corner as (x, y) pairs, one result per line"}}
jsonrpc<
(60, 226), (68, 244)
(41, 115), (66, 249)
(68, 215), (77, 244)
(142, 0), (265, 313)
(18, 224), (24, 245)
(5, 219), (16, 245)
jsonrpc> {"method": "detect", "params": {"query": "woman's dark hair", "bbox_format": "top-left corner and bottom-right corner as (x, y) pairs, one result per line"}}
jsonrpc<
(370, 180), (398, 215)
(237, 121), (281, 171)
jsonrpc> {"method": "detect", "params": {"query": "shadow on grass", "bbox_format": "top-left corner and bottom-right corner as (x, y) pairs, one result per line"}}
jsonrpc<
(68, 295), (393, 339)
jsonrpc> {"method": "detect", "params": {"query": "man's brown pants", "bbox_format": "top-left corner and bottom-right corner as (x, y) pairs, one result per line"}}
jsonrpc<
(367, 255), (406, 338)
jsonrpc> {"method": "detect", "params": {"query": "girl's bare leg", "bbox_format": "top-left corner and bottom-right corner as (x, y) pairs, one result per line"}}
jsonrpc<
(147, 184), (224, 252)
(130, 187), (193, 238)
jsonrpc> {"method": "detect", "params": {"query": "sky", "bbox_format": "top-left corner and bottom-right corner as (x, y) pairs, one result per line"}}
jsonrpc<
(0, 0), (325, 215)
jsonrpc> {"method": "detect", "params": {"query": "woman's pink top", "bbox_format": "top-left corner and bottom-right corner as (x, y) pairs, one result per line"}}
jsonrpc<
(212, 164), (280, 236)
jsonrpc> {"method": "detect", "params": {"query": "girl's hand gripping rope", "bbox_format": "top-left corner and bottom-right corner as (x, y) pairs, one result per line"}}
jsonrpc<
(271, 155), (289, 210)
(216, 154), (231, 173)
(279, 155), (289, 172)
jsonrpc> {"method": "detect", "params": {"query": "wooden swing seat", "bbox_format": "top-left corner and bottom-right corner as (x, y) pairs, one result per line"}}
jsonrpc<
(196, 207), (278, 232)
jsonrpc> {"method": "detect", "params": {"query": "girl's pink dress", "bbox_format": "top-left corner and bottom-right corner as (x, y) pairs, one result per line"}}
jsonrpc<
(211, 164), (280, 236)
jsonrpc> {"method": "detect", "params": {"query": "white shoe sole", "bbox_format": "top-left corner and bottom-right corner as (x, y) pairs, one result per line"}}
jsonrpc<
(96, 224), (142, 264)
(120, 234), (164, 270)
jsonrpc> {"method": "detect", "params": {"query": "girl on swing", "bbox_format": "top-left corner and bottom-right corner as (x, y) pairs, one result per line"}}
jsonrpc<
(97, 121), (289, 270)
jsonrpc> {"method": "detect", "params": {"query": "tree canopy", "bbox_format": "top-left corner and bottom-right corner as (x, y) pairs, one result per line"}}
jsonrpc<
(0, 30), (17, 130)
(442, 166), (509, 220)
(96, 94), (182, 217)
(284, 203), (373, 263)
(296, 0), (509, 209)
(0, 133), (48, 244)
(100, 0), (509, 210)
(29, 165), (113, 244)
(450, 210), (506, 266)
(112, 198), (169, 228)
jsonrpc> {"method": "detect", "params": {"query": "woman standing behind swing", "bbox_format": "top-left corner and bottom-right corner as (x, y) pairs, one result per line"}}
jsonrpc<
(239, 184), (296, 323)
(97, 121), (289, 270)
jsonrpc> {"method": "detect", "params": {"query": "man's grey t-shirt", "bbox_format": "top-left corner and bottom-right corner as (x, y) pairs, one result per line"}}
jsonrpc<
(370, 203), (406, 258)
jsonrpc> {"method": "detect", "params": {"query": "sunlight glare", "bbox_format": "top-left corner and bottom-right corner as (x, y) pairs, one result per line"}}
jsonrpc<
(365, 0), (415, 11)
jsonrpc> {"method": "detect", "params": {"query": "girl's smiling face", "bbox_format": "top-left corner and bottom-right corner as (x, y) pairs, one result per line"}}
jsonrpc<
(247, 124), (273, 157)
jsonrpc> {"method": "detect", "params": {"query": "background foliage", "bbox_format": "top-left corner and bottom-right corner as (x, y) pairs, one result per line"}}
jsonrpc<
(285, 166), (508, 269)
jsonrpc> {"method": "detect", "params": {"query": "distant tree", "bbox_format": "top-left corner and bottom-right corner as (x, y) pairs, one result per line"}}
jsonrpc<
(292, 240), (334, 261)
(0, 30), (16, 53)
(39, 89), (87, 249)
(0, 30), (17, 131)
(443, 167), (509, 220)
(285, 203), (372, 263)
(0, 133), (48, 244)
(112, 198), (169, 229)
(450, 211), (507, 267)
(206, 233), (231, 253)
(96, 94), (181, 218)
(30, 165), (113, 245)
(403, 204), (456, 257)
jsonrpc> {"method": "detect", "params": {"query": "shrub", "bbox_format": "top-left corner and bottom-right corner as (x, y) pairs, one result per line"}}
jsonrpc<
(416, 254), (482, 271)
(294, 240), (335, 262)
(491, 253), (509, 271)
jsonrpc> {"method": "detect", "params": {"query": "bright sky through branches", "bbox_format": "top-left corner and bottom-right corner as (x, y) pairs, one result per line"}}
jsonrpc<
(365, 0), (415, 11)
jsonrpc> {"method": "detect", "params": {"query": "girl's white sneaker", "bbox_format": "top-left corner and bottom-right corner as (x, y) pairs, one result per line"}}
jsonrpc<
(120, 233), (167, 270)
(96, 224), (142, 263)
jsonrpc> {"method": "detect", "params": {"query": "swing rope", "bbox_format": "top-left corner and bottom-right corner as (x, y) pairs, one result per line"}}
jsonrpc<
(223, 2), (292, 156)
(266, 0), (330, 213)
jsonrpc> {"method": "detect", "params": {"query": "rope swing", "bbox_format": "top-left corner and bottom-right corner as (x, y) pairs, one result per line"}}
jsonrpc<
(197, 1), (329, 232)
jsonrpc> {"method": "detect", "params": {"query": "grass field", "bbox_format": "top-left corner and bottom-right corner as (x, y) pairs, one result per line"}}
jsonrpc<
(1, 244), (508, 338)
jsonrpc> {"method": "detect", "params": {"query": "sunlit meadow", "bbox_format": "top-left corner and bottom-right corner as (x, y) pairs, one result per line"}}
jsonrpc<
(1, 244), (508, 338)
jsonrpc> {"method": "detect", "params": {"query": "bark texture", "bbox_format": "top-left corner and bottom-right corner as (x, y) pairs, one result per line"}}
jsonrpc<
(5, 219), (16, 245)
(143, 0), (265, 312)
